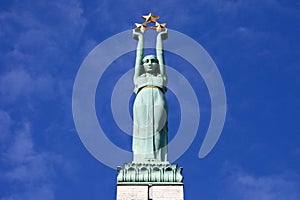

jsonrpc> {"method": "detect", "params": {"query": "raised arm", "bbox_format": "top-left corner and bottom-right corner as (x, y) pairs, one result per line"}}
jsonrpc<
(133, 29), (144, 82)
(156, 29), (168, 84)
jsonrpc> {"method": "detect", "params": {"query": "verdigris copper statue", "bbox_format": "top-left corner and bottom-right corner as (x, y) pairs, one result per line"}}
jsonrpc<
(117, 14), (183, 184)
(132, 28), (168, 163)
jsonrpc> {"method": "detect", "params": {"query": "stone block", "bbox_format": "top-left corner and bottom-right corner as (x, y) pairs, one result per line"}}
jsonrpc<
(116, 184), (184, 200)
(149, 185), (184, 200)
(117, 185), (148, 200)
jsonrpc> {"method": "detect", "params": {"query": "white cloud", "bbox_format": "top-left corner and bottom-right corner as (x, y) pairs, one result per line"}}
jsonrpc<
(79, 39), (98, 56)
(4, 123), (33, 164)
(0, 69), (33, 101)
(200, 0), (291, 15)
(0, 0), (87, 73)
(0, 110), (12, 141)
(221, 164), (300, 200)
(0, 69), (56, 102)
(0, 185), (55, 200)
(0, 113), (74, 200)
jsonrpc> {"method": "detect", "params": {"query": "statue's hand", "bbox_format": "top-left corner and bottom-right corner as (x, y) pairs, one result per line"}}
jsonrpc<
(158, 29), (168, 40)
(133, 29), (143, 40)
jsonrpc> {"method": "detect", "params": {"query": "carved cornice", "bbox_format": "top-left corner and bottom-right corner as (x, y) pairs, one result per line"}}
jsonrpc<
(117, 163), (183, 183)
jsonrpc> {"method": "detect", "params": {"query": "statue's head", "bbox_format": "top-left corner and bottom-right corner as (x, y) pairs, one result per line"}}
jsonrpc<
(142, 55), (159, 74)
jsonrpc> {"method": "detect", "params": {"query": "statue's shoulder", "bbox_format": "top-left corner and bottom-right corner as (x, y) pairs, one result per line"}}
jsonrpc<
(135, 75), (164, 85)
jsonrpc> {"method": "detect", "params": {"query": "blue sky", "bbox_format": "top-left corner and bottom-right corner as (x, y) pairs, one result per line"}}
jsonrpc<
(1, 0), (300, 199)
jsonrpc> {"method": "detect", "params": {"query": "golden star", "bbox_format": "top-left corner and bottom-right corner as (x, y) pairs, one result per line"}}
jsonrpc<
(152, 22), (167, 32)
(135, 22), (149, 33)
(142, 12), (160, 23)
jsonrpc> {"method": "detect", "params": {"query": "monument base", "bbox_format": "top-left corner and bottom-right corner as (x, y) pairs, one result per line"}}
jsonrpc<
(117, 163), (183, 182)
(116, 163), (184, 199)
(116, 183), (184, 200)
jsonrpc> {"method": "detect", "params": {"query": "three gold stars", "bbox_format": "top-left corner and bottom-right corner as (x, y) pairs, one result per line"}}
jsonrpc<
(135, 13), (167, 33)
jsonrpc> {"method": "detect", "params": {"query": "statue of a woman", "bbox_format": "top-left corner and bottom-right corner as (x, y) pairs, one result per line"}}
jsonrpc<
(132, 29), (168, 163)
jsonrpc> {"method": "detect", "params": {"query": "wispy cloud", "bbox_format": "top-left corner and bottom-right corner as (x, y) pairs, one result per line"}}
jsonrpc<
(0, 0), (87, 72)
(0, 112), (73, 200)
(0, 110), (12, 142)
(0, 4), (83, 198)
(220, 164), (300, 200)
(0, 68), (57, 103)
(0, 69), (33, 101)
(200, 0), (297, 15)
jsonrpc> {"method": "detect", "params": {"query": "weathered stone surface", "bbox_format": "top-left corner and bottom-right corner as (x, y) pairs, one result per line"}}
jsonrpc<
(150, 185), (184, 200)
(117, 185), (148, 200)
(117, 163), (183, 183)
(116, 185), (184, 200)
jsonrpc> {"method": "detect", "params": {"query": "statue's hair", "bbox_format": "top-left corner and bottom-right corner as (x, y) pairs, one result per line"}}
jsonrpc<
(142, 55), (158, 63)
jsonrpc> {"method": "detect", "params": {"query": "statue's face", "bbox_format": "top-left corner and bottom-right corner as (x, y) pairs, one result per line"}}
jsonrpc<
(142, 55), (158, 74)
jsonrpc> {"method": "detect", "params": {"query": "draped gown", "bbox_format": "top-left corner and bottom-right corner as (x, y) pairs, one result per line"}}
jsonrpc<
(132, 74), (168, 163)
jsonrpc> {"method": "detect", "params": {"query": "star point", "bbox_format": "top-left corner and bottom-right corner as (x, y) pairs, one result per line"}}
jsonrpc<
(152, 22), (167, 32)
(142, 12), (160, 23)
(135, 22), (149, 33)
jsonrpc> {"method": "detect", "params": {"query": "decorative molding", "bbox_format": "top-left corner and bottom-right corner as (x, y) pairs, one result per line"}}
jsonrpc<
(117, 163), (183, 183)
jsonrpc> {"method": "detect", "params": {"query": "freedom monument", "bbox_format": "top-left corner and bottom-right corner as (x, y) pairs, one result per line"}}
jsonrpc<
(116, 13), (184, 200)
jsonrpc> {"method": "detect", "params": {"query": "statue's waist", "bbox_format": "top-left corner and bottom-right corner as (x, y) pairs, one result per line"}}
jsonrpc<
(137, 85), (165, 94)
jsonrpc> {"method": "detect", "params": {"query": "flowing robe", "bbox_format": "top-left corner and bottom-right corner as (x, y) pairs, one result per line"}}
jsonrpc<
(133, 75), (168, 162)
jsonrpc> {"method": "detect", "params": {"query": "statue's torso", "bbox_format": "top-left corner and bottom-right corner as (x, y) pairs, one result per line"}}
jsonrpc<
(134, 74), (167, 94)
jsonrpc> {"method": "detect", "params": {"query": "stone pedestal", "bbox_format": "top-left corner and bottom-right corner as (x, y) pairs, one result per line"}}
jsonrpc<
(117, 185), (148, 200)
(117, 184), (184, 200)
(116, 163), (184, 200)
